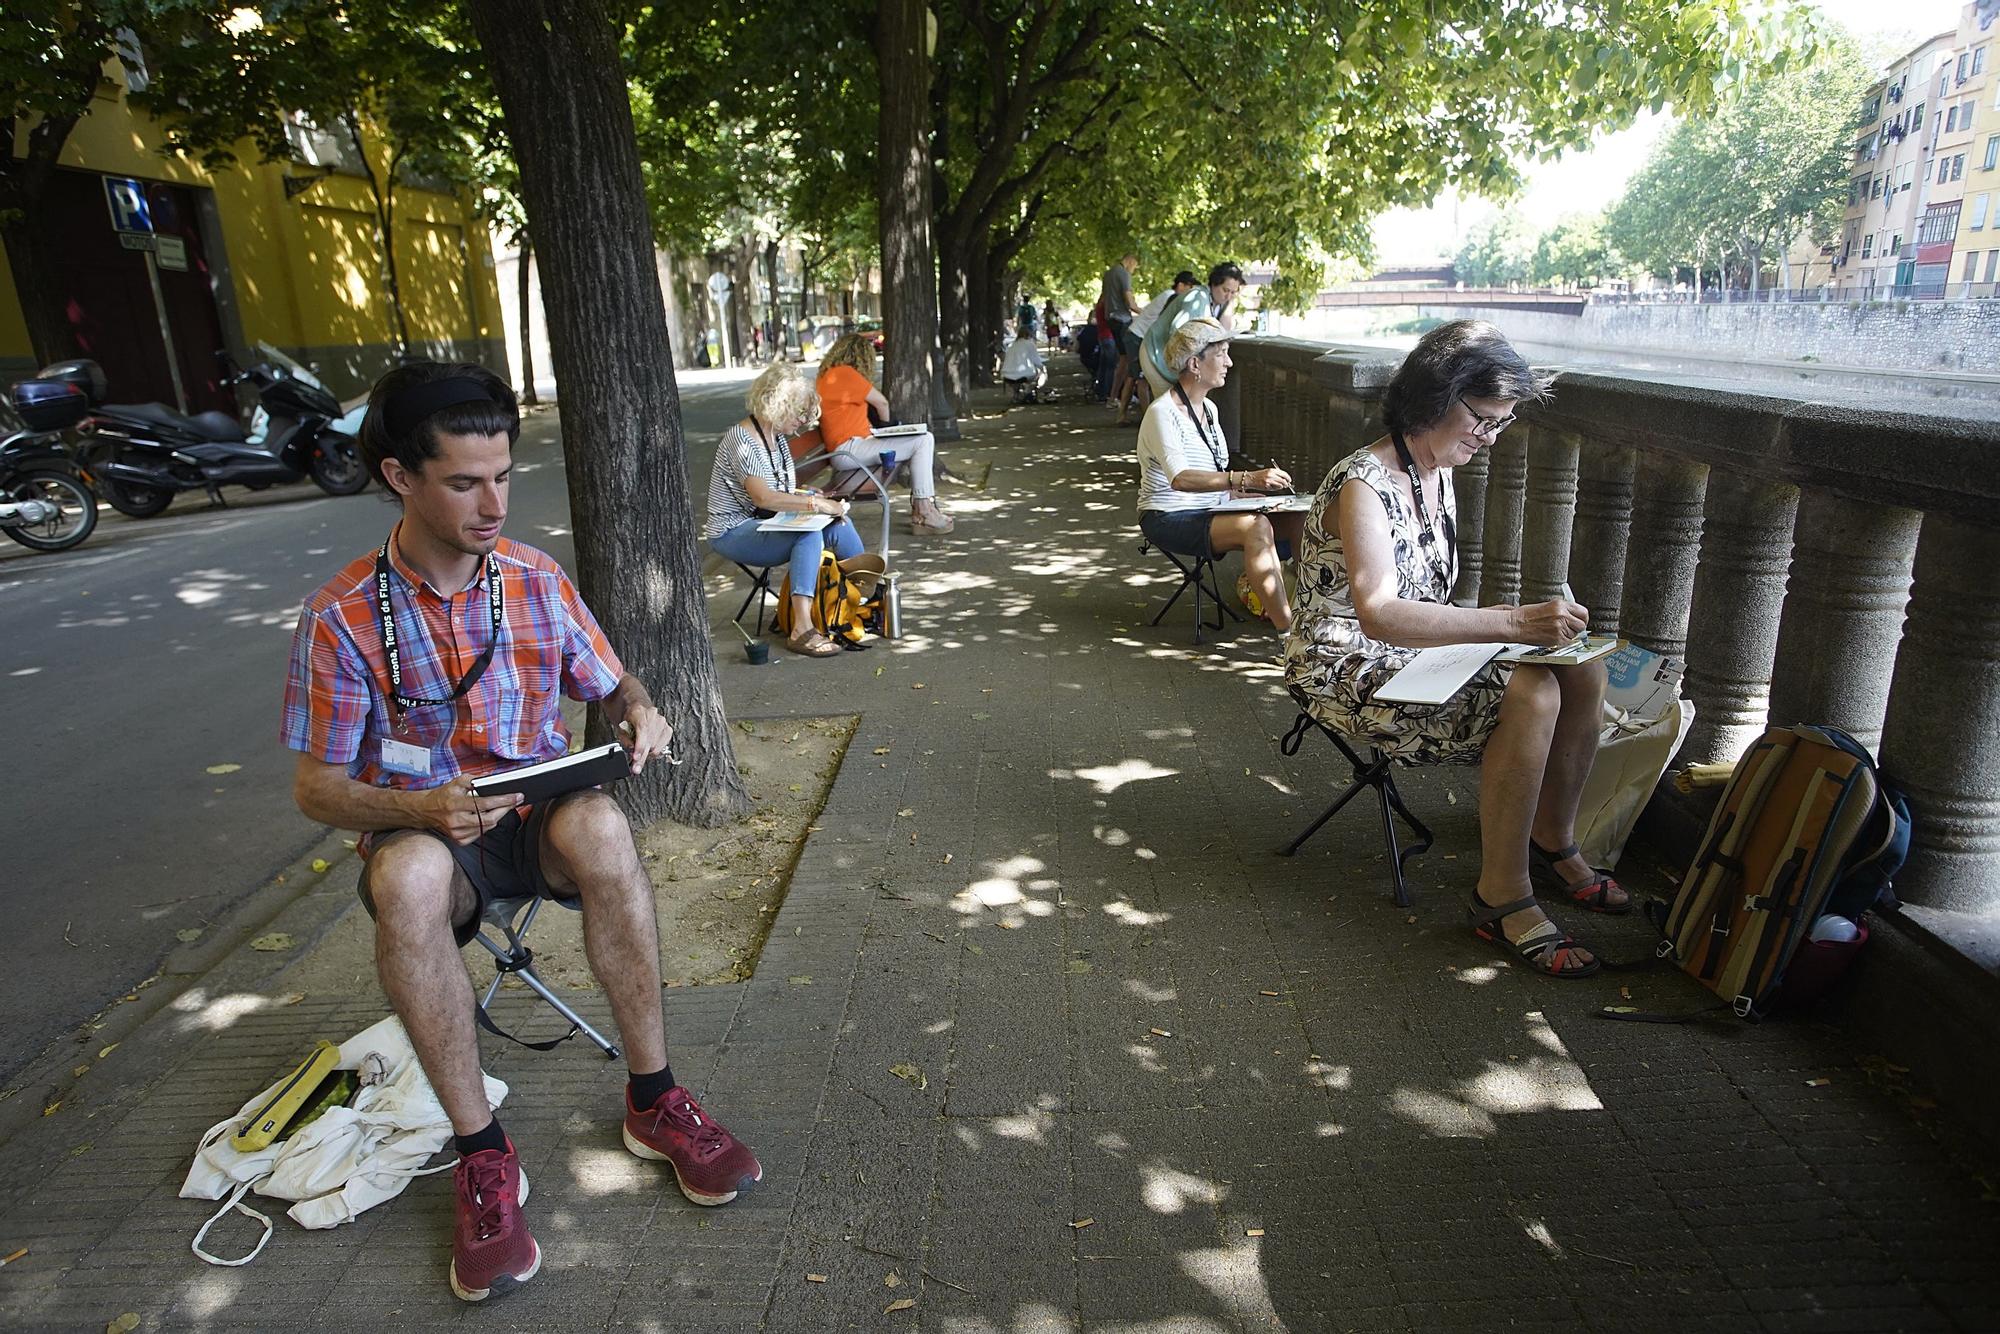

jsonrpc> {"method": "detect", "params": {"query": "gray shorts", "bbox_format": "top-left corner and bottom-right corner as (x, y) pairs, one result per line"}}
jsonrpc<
(358, 801), (564, 947)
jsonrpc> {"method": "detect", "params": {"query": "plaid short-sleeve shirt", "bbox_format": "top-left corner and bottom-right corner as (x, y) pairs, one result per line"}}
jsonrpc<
(281, 531), (625, 791)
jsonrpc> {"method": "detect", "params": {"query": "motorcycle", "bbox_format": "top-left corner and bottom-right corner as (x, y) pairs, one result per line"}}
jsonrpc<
(1, 363), (101, 553)
(75, 342), (368, 518)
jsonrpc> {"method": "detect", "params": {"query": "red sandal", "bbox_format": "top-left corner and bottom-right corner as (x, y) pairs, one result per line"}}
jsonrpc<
(1469, 890), (1600, 978)
(1529, 840), (1631, 915)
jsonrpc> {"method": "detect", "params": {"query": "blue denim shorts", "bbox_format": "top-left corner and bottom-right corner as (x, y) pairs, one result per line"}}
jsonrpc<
(1140, 508), (1214, 559)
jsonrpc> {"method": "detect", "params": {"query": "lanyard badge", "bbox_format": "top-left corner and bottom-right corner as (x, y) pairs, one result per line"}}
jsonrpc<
(1390, 431), (1456, 599)
(375, 539), (504, 716)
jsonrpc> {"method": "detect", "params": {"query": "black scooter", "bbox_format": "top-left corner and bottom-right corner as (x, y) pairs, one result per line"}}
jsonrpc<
(75, 343), (367, 517)
(1, 362), (101, 552)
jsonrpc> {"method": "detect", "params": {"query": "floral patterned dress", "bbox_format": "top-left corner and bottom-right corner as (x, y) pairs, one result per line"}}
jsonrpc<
(1281, 446), (1512, 765)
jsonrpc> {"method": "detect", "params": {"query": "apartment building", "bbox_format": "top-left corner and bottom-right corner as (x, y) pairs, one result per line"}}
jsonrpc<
(1837, 32), (1956, 296)
(1955, 5), (2000, 294)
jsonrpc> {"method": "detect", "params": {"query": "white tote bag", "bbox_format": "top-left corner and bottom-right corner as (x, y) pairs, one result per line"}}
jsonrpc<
(181, 1015), (507, 1265)
(1576, 694), (1696, 869)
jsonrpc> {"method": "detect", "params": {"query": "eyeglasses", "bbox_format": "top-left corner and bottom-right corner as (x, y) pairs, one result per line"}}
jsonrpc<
(1459, 395), (1516, 438)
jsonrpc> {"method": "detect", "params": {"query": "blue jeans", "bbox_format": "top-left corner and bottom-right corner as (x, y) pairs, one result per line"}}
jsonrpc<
(1094, 334), (1119, 401)
(711, 516), (864, 594)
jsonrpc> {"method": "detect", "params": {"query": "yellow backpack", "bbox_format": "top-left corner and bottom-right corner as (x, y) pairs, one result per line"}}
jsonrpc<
(772, 551), (882, 648)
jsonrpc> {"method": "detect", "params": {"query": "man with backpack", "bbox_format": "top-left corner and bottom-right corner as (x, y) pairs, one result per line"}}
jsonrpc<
(281, 361), (761, 1303)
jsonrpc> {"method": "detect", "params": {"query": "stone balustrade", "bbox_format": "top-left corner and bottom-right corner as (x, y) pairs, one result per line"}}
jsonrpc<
(1219, 335), (2000, 916)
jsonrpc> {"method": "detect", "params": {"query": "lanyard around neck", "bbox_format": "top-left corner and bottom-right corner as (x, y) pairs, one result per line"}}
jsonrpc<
(1390, 430), (1456, 597)
(376, 538), (503, 715)
(1172, 384), (1226, 470)
(752, 419), (793, 493)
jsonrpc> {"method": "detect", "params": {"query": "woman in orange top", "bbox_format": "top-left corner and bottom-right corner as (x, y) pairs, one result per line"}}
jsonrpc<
(815, 334), (954, 536)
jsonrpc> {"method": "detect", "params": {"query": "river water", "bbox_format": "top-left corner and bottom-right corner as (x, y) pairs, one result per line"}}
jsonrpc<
(1264, 312), (2000, 421)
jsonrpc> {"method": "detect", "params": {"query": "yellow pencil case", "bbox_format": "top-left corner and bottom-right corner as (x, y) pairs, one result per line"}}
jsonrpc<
(230, 1039), (341, 1152)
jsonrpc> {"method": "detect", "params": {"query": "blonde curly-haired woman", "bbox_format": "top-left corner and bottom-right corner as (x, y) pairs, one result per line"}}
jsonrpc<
(706, 362), (862, 657)
(816, 333), (954, 536)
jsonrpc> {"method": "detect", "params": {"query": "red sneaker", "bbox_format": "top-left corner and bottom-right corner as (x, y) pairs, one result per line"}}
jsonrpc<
(449, 1141), (540, 1302)
(622, 1086), (763, 1205)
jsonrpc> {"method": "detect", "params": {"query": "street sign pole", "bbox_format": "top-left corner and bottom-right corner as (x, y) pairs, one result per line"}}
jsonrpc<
(143, 247), (187, 414)
(105, 176), (187, 413)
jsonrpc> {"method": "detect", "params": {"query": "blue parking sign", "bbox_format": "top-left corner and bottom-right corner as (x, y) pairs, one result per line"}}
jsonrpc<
(103, 176), (153, 235)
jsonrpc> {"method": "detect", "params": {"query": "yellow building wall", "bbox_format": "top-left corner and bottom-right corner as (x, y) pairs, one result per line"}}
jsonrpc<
(2, 62), (500, 367)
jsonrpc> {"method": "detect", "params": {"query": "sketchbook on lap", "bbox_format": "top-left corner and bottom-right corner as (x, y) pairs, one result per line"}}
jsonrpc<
(1374, 636), (1621, 705)
(757, 512), (834, 532)
(1213, 494), (1312, 513)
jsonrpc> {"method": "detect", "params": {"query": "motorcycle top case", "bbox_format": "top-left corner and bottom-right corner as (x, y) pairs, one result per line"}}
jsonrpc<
(8, 377), (92, 432)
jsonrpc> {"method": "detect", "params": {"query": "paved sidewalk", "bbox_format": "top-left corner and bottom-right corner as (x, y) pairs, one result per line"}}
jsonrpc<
(2, 370), (1997, 1331)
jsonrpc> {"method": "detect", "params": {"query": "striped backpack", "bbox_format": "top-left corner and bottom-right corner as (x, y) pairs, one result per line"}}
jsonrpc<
(1632, 724), (1910, 1021)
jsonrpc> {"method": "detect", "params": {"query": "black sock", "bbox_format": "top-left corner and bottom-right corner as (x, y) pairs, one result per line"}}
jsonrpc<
(628, 1064), (677, 1110)
(455, 1118), (507, 1158)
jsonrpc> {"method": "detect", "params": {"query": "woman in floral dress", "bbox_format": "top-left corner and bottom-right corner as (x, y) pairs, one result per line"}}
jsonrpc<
(1282, 321), (1629, 977)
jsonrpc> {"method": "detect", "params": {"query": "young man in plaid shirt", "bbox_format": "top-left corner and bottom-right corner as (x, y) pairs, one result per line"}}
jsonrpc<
(282, 362), (760, 1302)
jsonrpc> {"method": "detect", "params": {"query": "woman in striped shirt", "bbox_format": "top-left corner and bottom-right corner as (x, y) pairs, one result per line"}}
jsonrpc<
(707, 363), (863, 657)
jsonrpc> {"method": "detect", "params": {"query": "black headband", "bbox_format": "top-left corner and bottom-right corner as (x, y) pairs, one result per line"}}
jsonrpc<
(384, 376), (498, 439)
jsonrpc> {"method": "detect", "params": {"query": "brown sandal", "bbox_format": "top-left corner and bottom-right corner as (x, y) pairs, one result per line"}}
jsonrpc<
(1529, 840), (1632, 914)
(785, 629), (841, 658)
(1469, 891), (1600, 978)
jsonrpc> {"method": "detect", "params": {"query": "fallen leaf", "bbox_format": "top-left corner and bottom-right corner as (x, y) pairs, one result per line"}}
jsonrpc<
(885, 1298), (916, 1313)
(1069, 1218), (1095, 1229)
(911, 682), (926, 690)
(965, 942), (984, 955)
(941, 853), (954, 865)
(204, 763), (241, 775)
(1246, 1228), (1266, 1237)
(72, 1064), (89, 1078)
(250, 933), (295, 952)
(889, 1062), (928, 1089)
(175, 928), (203, 943)
(875, 666), (885, 676)
(806, 1273), (828, 1284)
(71, 1141), (92, 1157)
(897, 808), (915, 818)
(1446, 790), (1458, 805)
(971, 712), (991, 721)
(873, 746), (892, 755)
(97, 1043), (119, 1059)
(42, 1101), (59, 1116)
(1405, 915), (1418, 924)
(1068, 960), (1092, 974)
(736, 720), (756, 733)
(108, 1316), (141, 1334)
(789, 975), (813, 985)
(884, 1272), (902, 1288)
(1148, 1027), (1172, 1038)
(310, 858), (331, 874)
(279, 992), (306, 1006)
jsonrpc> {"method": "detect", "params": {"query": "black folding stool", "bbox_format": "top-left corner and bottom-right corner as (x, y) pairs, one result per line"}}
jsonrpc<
(472, 894), (621, 1060)
(731, 563), (777, 635)
(1276, 686), (1434, 908)
(1140, 538), (1242, 644)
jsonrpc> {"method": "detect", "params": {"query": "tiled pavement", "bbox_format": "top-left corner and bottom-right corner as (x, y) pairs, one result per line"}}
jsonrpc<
(2, 369), (1997, 1331)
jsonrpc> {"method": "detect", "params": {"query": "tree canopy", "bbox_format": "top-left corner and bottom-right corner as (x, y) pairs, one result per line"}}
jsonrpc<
(1607, 28), (1872, 291)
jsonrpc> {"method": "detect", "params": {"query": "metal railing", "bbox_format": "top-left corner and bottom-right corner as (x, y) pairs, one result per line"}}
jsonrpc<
(1219, 335), (2000, 918)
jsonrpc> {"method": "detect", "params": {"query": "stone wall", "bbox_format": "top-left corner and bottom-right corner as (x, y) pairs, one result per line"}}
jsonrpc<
(1419, 301), (2000, 376)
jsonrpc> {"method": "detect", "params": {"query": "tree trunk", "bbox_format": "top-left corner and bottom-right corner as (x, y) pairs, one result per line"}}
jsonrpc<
(0, 215), (79, 367)
(762, 239), (780, 360)
(470, 0), (748, 828)
(343, 111), (412, 356)
(516, 232), (539, 405)
(970, 234), (1000, 388)
(875, 0), (937, 424)
(937, 249), (971, 412)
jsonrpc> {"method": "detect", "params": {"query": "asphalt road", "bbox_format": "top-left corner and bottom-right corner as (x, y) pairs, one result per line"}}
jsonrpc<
(0, 372), (752, 1085)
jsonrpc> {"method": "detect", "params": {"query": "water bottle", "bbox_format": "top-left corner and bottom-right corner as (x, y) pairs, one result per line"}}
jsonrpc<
(1808, 914), (1859, 944)
(878, 571), (903, 639)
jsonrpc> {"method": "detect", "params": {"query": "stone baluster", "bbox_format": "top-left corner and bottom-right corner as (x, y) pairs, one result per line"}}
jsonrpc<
(1477, 427), (1528, 606)
(1678, 470), (1800, 766)
(1877, 514), (2000, 914)
(1520, 424), (1581, 603)
(1450, 447), (1489, 607)
(1566, 443), (1635, 633)
(1617, 451), (1708, 657)
(1766, 491), (1920, 753)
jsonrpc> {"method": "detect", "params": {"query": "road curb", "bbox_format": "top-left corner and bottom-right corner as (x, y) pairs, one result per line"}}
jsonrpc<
(0, 828), (364, 1160)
